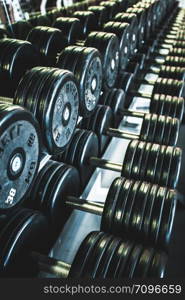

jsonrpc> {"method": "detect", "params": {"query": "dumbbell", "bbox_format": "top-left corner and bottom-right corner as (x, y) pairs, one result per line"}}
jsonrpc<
(6, 20), (33, 40)
(114, 13), (139, 54)
(52, 18), (120, 89)
(103, 88), (184, 123)
(0, 103), (41, 212)
(25, 160), (80, 231)
(124, 76), (185, 109)
(87, 6), (109, 29)
(126, 7), (146, 48)
(80, 104), (180, 149)
(55, 129), (182, 189)
(29, 14), (52, 27)
(0, 66), (79, 155)
(72, 11), (98, 36)
(99, 1), (120, 20)
(28, 160), (177, 249)
(103, 21), (131, 71)
(0, 208), (167, 278)
(0, 39), (40, 97)
(26, 26), (103, 116)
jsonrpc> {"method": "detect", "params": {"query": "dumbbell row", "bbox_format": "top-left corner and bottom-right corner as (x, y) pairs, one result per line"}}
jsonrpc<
(0, 1), (181, 102)
(55, 130), (182, 189)
(26, 159), (176, 249)
(99, 87), (184, 124)
(80, 104), (180, 148)
(0, 208), (167, 278)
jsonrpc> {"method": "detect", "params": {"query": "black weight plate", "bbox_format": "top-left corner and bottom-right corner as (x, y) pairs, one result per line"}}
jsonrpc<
(168, 117), (179, 146)
(73, 47), (102, 117)
(130, 181), (149, 238)
(176, 96), (184, 122)
(157, 189), (177, 248)
(103, 239), (127, 278)
(160, 94), (172, 116)
(168, 146), (182, 189)
(161, 116), (173, 146)
(155, 94), (166, 116)
(108, 89), (126, 126)
(130, 141), (146, 180)
(103, 22), (130, 71)
(154, 115), (166, 144)
(13, 67), (40, 107)
(73, 130), (99, 188)
(38, 68), (79, 154)
(122, 140), (139, 178)
(101, 177), (125, 233)
(140, 114), (151, 142)
(139, 142), (153, 181)
(60, 46), (83, 75)
(123, 180), (141, 234)
(94, 105), (114, 154)
(97, 236), (123, 278)
(123, 244), (143, 278)
(89, 105), (103, 133)
(38, 163), (71, 216)
(145, 143), (160, 183)
(114, 240), (135, 278)
(65, 129), (86, 166)
(133, 248), (155, 277)
(141, 184), (158, 241)
(154, 144), (166, 184)
(53, 17), (83, 44)
(24, 68), (54, 115)
(82, 234), (113, 278)
(28, 160), (54, 207)
(149, 186), (166, 246)
(69, 231), (105, 278)
(36, 161), (60, 206)
(0, 105), (41, 210)
(100, 32), (119, 89)
(108, 177), (129, 236)
(150, 94), (160, 115)
(160, 146), (173, 187)
(29, 69), (57, 118)
(146, 114), (158, 143)
(88, 6), (108, 29)
(0, 208), (49, 276)
(112, 178), (133, 236)
(73, 11), (97, 36)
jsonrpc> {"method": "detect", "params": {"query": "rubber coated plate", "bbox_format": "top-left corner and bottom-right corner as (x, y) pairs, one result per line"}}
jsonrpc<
(168, 146), (182, 189)
(122, 140), (139, 178)
(69, 231), (105, 278)
(157, 189), (177, 248)
(0, 208), (49, 276)
(0, 105), (40, 210)
(149, 186), (166, 245)
(130, 141), (146, 180)
(101, 177), (125, 233)
(142, 184), (158, 240)
(145, 143), (160, 183)
(111, 178), (133, 237)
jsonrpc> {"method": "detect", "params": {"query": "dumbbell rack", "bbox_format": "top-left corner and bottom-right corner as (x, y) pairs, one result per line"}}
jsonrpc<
(0, 0), (185, 278)
(40, 62), (185, 277)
